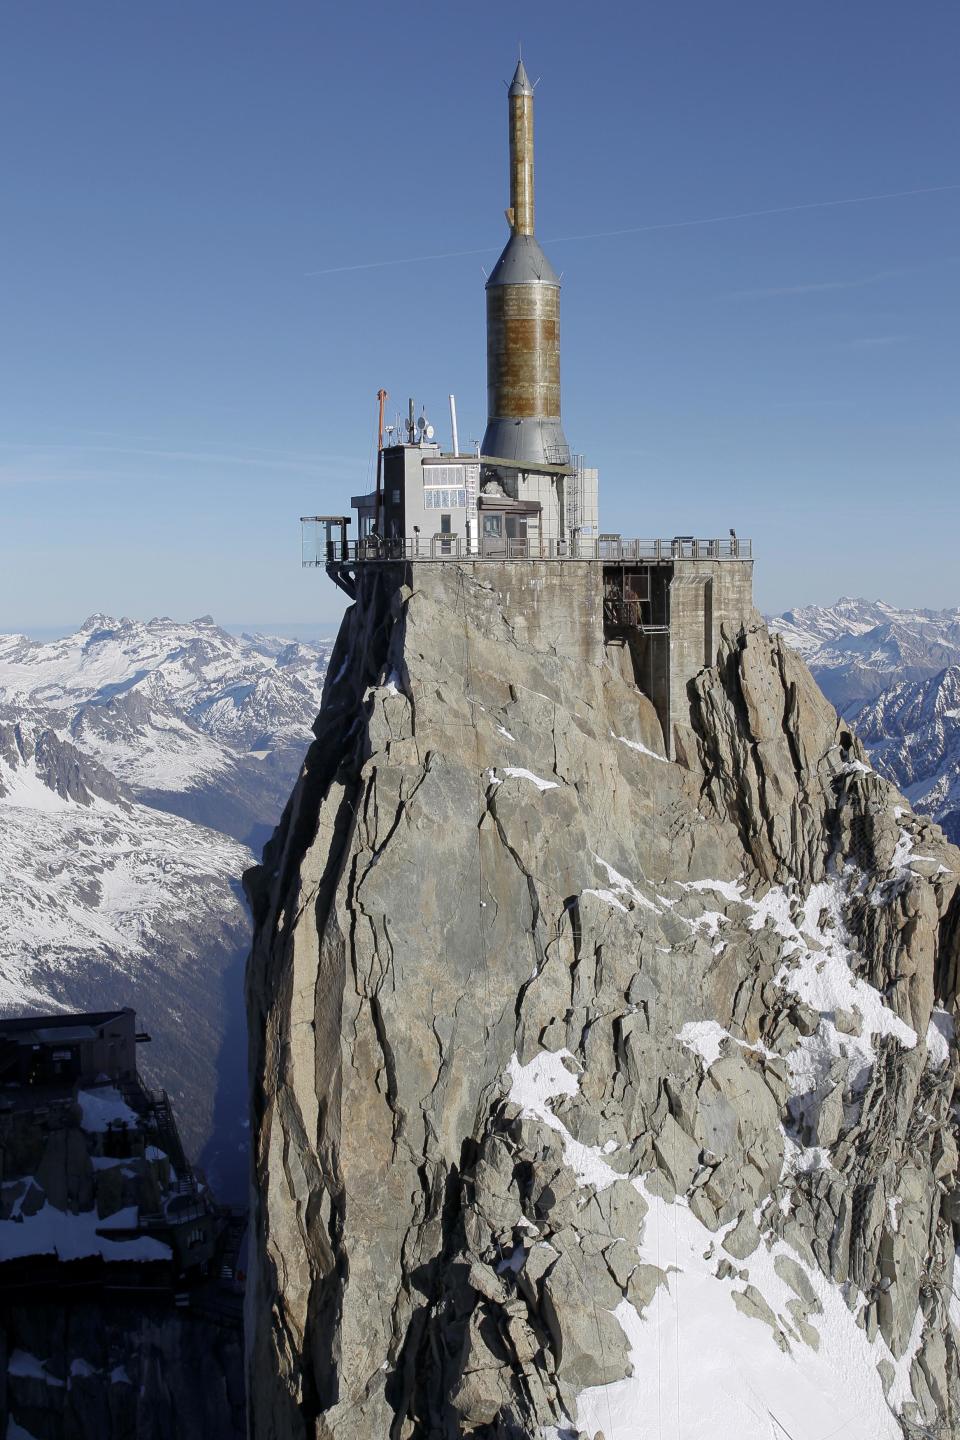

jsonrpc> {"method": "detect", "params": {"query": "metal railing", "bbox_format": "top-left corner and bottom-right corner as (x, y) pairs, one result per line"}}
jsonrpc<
(302, 525), (751, 567)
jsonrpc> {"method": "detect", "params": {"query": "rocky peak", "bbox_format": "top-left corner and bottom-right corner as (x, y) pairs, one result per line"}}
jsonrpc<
(246, 564), (960, 1439)
(0, 716), (130, 808)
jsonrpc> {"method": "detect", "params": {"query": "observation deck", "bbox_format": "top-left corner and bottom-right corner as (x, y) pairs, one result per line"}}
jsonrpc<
(301, 518), (751, 570)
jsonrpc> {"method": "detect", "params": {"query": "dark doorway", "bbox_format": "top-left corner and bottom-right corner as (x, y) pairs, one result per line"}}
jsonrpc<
(505, 514), (527, 556)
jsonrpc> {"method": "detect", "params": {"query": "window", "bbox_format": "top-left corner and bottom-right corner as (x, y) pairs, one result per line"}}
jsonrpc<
(423, 463), (467, 511)
(424, 464), (464, 488)
(440, 514), (452, 534)
(423, 487), (466, 508)
(391, 489), (400, 505)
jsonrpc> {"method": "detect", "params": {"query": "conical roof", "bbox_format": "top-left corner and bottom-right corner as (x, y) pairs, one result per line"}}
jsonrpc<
(486, 233), (559, 289)
(509, 59), (533, 97)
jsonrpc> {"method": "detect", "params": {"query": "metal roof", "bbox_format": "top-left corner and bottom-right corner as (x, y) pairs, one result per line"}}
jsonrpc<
(509, 59), (533, 97)
(486, 233), (560, 289)
(480, 416), (571, 469)
(0, 1008), (131, 1039)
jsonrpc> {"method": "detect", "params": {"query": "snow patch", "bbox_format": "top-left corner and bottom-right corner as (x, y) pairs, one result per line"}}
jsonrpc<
(0, 1202), (171, 1262)
(927, 1008), (955, 1067)
(7, 1350), (64, 1386)
(614, 732), (667, 762)
(575, 1181), (911, 1439)
(506, 1051), (620, 1192)
(77, 1087), (140, 1131)
(503, 767), (558, 792)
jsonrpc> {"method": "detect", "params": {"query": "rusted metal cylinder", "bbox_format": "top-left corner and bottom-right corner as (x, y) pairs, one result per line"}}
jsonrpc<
(486, 282), (560, 420)
(509, 86), (534, 235)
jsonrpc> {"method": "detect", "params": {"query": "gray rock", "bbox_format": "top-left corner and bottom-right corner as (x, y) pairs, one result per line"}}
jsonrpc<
(722, 1212), (761, 1260)
(244, 569), (960, 1438)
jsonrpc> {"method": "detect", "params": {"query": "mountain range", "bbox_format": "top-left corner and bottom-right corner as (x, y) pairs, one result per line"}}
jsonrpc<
(768, 597), (960, 712)
(0, 615), (332, 1199)
(769, 597), (960, 846)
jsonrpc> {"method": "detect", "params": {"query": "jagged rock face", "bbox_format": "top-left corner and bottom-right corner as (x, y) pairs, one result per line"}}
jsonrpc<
(0, 720), (130, 807)
(246, 564), (960, 1440)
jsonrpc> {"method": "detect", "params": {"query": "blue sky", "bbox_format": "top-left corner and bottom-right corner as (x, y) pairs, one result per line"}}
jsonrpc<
(2, 0), (957, 634)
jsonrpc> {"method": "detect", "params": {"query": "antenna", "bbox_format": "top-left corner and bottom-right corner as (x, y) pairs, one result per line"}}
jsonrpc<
(375, 387), (388, 532)
(449, 394), (460, 456)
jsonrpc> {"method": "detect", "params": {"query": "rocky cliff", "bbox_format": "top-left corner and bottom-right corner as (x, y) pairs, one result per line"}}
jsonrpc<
(246, 563), (960, 1439)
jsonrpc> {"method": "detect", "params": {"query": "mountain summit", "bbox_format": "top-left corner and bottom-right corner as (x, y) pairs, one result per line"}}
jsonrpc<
(245, 565), (960, 1438)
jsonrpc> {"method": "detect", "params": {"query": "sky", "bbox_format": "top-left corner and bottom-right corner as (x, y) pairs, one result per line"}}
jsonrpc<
(1, 0), (958, 635)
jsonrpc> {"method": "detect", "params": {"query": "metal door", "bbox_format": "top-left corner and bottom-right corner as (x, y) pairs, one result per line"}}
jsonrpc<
(481, 513), (506, 557)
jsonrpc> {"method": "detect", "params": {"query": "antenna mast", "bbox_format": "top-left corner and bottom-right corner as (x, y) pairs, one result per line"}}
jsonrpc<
(375, 387), (388, 533)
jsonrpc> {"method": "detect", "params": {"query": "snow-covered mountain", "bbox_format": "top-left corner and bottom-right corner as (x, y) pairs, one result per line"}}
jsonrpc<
(769, 598), (960, 712)
(852, 666), (960, 846)
(769, 597), (960, 846)
(0, 616), (332, 1199)
(0, 615), (332, 845)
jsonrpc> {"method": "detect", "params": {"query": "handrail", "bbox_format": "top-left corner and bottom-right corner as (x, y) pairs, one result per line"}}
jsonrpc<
(301, 525), (752, 567)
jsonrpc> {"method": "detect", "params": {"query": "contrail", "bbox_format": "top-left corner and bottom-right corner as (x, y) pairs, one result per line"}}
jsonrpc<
(305, 182), (960, 277)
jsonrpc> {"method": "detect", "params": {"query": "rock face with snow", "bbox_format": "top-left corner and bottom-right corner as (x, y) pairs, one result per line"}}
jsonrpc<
(246, 565), (960, 1439)
(0, 615), (332, 848)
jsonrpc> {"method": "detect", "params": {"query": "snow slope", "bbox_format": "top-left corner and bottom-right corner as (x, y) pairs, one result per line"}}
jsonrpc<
(0, 719), (253, 1195)
(0, 615), (332, 1199)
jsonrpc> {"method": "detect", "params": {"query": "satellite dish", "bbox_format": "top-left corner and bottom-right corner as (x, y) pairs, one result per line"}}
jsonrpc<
(425, 424), (435, 440)
(417, 415), (427, 433)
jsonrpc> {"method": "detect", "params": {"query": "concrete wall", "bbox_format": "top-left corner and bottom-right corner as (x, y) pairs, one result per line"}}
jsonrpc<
(409, 560), (605, 665)
(668, 559), (754, 761)
(626, 630), (670, 753)
(514, 470), (562, 543)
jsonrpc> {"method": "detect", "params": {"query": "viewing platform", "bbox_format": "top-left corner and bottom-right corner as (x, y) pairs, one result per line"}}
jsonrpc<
(301, 517), (752, 569)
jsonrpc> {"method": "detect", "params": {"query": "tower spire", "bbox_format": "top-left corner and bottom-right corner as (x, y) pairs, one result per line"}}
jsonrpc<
(481, 58), (569, 471)
(507, 59), (535, 234)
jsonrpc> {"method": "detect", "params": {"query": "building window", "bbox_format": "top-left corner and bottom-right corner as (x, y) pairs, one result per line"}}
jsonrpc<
(440, 514), (452, 535)
(423, 464), (468, 511)
(425, 464), (464, 488)
(391, 489), (400, 504)
(424, 487), (466, 508)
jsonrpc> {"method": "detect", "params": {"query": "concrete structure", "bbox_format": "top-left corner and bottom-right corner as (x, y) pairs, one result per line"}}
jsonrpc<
(304, 58), (756, 759)
(353, 443), (481, 551)
(0, 1007), (146, 1088)
(0, 1005), (229, 1285)
(479, 59), (598, 543)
